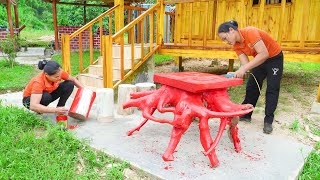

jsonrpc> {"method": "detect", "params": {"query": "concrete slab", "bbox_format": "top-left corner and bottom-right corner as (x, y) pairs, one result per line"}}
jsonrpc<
(0, 92), (313, 179)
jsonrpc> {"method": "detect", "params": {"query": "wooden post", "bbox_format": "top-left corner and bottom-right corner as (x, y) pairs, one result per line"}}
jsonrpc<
(103, 36), (113, 88)
(150, 11), (154, 51)
(203, 1), (208, 46)
(258, 0), (265, 29)
(6, 0), (14, 37)
(174, 56), (183, 72)
(13, 4), (19, 28)
(299, 0), (310, 48)
(61, 34), (71, 74)
(228, 59), (234, 72)
(79, 33), (83, 73)
(52, 0), (59, 50)
(89, 26), (93, 64)
(114, 0), (124, 33)
(157, 0), (164, 45)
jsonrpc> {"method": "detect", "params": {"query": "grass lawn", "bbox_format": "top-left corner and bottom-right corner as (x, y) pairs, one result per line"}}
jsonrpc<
(0, 104), (128, 179)
(0, 61), (38, 94)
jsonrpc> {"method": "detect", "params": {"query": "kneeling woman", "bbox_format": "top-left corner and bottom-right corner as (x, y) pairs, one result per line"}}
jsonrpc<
(23, 60), (84, 114)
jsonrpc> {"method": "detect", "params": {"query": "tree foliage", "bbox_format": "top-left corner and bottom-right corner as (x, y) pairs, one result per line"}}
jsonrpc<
(0, 0), (112, 30)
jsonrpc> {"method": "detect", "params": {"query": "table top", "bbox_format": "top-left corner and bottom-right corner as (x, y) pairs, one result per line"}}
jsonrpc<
(154, 72), (243, 93)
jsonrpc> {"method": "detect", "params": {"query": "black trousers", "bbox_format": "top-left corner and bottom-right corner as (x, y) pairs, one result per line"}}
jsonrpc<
(242, 52), (283, 124)
(23, 80), (74, 109)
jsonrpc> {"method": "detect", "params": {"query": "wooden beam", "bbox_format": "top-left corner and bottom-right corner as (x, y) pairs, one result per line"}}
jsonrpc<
(48, 1), (112, 7)
(258, 0), (265, 29)
(13, 4), (19, 28)
(158, 0), (165, 45)
(6, 0), (14, 37)
(52, 0), (59, 50)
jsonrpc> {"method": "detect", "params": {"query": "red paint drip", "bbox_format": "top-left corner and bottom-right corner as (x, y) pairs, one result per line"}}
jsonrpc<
(68, 125), (78, 129)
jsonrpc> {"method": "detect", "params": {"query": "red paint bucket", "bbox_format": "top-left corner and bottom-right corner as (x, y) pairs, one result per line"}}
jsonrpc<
(56, 115), (68, 130)
(68, 88), (96, 121)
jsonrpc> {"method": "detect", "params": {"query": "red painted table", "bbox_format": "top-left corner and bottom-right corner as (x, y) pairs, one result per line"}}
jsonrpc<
(123, 72), (254, 167)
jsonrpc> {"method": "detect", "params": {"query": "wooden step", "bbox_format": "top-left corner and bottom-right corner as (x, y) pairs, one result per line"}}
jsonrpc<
(97, 57), (140, 69)
(78, 74), (104, 88)
(112, 44), (151, 59)
(88, 65), (124, 80)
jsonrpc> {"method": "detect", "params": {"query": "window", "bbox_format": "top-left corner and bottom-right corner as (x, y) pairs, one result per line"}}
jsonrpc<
(253, 0), (291, 5)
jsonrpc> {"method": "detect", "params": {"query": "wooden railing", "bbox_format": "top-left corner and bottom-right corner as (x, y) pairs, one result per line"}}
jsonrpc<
(61, 5), (119, 74)
(103, 2), (161, 88)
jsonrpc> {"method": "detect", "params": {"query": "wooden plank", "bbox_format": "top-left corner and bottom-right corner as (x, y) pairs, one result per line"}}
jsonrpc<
(174, 3), (181, 45)
(124, 5), (147, 11)
(89, 26), (93, 65)
(79, 32), (83, 73)
(203, 1), (208, 46)
(146, 15), (149, 43)
(159, 0), (165, 45)
(299, 0), (310, 48)
(277, 0), (286, 44)
(188, 2), (193, 46)
(258, 0), (265, 29)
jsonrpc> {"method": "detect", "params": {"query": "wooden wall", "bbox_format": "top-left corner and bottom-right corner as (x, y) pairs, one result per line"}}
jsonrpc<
(174, 0), (320, 46)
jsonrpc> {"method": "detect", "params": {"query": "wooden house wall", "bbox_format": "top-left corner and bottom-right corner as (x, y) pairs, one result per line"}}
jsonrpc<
(175, 0), (320, 45)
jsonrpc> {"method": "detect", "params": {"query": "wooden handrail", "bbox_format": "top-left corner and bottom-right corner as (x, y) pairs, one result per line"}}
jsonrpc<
(70, 4), (119, 39)
(113, 2), (160, 40)
(124, 5), (147, 11)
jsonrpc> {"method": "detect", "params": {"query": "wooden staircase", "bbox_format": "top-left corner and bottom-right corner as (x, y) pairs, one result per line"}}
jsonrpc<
(77, 44), (151, 88)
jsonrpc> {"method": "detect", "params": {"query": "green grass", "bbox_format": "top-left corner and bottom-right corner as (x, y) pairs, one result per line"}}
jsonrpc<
(154, 54), (173, 65)
(20, 29), (54, 41)
(299, 142), (320, 180)
(0, 104), (128, 179)
(52, 50), (101, 76)
(0, 61), (37, 94)
(289, 119), (300, 131)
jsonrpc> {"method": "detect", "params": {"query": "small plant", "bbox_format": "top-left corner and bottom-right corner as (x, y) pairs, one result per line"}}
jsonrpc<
(0, 35), (21, 68)
(289, 119), (300, 131)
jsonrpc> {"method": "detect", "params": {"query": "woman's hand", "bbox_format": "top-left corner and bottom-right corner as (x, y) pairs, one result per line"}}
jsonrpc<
(234, 67), (246, 78)
(56, 107), (68, 115)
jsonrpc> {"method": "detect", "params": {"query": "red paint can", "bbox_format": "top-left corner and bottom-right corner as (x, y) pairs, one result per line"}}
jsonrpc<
(68, 88), (96, 121)
(56, 115), (68, 130)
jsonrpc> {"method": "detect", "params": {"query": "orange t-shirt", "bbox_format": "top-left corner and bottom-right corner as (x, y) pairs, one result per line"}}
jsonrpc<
(23, 70), (69, 97)
(233, 27), (281, 58)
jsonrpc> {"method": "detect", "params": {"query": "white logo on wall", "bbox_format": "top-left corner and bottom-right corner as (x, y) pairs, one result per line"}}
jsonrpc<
(272, 68), (279, 75)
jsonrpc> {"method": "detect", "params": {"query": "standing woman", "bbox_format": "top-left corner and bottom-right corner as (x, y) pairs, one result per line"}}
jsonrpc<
(217, 20), (283, 134)
(23, 60), (84, 114)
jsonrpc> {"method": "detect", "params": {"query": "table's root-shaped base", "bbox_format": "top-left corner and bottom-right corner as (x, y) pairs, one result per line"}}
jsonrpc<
(123, 85), (254, 167)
